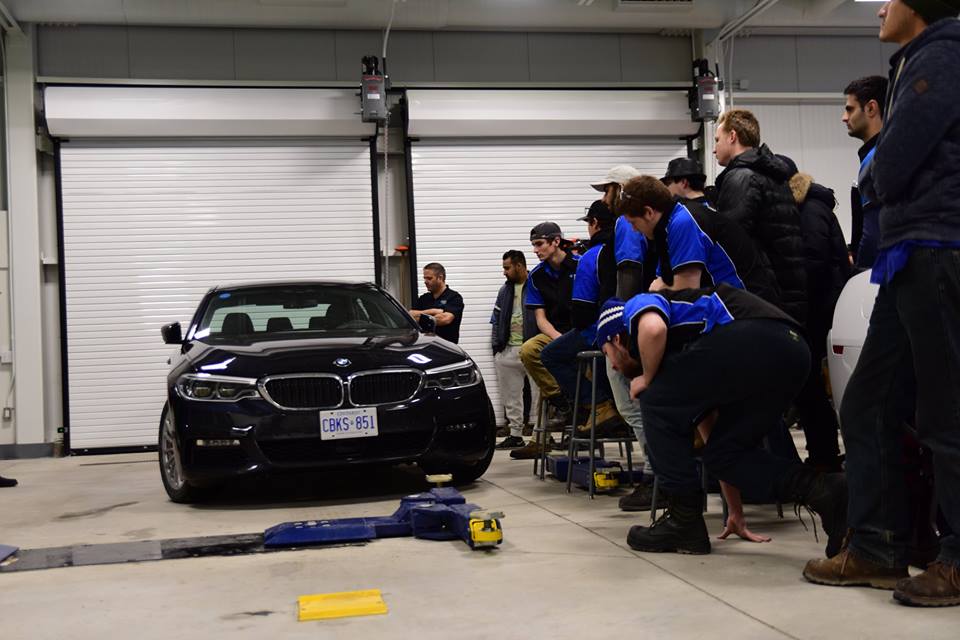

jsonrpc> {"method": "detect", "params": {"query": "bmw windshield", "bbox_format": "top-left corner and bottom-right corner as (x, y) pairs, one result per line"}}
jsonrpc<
(190, 285), (416, 344)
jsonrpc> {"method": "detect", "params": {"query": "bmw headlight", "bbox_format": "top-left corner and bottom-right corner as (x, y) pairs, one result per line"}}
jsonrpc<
(176, 374), (261, 402)
(424, 360), (482, 390)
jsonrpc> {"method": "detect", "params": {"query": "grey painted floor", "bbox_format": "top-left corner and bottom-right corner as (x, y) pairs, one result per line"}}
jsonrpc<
(1, 449), (957, 639)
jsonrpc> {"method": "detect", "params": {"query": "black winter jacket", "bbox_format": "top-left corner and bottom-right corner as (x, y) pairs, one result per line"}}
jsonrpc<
(715, 144), (808, 322)
(874, 18), (960, 248)
(491, 280), (537, 354)
(790, 174), (852, 348)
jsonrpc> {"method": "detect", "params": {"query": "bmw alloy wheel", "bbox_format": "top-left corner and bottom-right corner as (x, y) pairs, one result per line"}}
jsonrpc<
(161, 406), (185, 492)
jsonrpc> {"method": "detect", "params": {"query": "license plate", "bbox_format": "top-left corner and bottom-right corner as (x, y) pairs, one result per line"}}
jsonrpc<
(319, 407), (379, 441)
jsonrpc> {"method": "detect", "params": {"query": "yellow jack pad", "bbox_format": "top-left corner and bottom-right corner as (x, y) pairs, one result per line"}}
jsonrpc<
(297, 589), (388, 621)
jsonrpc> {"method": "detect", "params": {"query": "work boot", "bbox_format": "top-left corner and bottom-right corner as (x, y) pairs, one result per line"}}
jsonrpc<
(893, 561), (960, 607)
(619, 479), (655, 512)
(509, 433), (554, 460)
(544, 396), (572, 430)
(575, 400), (627, 437)
(0, 475), (17, 488)
(803, 547), (908, 590)
(626, 490), (710, 555)
(496, 436), (526, 450)
(777, 466), (848, 557)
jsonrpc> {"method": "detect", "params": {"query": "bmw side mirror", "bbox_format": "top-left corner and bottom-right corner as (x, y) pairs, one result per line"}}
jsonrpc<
(418, 314), (436, 333)
(161, 322), (183, 344)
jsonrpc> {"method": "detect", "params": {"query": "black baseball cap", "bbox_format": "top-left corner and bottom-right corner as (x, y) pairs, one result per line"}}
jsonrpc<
(578, 200), (615, 225)
(662, 157), (706, 183)
(530, 221), (563, 241)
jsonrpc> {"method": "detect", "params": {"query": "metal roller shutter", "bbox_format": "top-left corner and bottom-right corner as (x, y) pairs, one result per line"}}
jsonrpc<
(410, 140), (687, 423)
(60, 139), (376, 450)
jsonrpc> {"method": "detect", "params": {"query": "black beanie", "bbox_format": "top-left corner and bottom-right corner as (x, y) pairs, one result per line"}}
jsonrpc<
(903, 0), (960, 24)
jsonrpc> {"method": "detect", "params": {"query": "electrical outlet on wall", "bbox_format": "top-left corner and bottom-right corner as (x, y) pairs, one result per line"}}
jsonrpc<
(2, 407), (12, 421)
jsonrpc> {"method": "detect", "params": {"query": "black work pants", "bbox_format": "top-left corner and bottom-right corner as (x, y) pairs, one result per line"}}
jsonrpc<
(640, 319), (811, 496)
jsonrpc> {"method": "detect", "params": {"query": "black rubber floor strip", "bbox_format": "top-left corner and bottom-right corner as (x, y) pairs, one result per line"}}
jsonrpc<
(0, 533), (364, 573)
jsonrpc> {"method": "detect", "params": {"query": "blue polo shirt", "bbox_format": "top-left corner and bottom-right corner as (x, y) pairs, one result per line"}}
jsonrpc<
(658, 202), (746, 289)
(614, 215), (647, 266)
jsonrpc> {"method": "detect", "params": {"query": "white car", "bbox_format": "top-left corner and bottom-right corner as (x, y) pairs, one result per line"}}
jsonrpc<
(826, 270), (879, 410)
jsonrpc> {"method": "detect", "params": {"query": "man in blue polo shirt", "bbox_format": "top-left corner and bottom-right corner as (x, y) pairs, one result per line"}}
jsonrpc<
(541, 201), (625, 438)
(616, 175), (780, 304)
(596, 288), (847, 557)
(511, 222), (580, 460)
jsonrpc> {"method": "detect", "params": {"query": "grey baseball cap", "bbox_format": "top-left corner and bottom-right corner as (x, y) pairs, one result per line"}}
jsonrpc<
(591, 165), (641, 192)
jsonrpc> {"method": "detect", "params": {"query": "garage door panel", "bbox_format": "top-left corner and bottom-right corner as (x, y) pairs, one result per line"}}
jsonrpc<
(61, 139), (375, 450)
(411, 140), (686, 423)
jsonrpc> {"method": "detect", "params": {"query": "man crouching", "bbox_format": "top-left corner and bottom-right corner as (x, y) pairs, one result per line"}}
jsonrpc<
(597, 286), (847, 556)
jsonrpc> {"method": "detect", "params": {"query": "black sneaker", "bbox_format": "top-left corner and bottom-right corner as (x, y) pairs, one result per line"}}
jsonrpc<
(0, 475), (17, 488)
(619, 480), (654, 512)
(496, 436), (526, 450)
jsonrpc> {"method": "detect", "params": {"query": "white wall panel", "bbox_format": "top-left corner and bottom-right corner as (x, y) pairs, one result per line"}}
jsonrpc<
(411, 140), (687, 423)
(738, 100), (860, 241)
(60, 140), (375, 449)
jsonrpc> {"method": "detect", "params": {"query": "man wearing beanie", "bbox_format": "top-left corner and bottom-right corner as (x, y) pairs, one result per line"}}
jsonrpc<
(803, 0), (960, 608)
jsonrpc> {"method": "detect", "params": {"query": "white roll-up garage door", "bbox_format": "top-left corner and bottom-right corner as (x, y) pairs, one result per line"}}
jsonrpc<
(410, 140), (687, 423)
(61, 139), (376, 450)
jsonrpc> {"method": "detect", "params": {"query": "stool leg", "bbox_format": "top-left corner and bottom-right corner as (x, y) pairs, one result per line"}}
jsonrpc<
(566, 364), (584, 493)
(588, 357), (598, 499)
(532, 397), (545, 477)
(624, 440), (634, 488)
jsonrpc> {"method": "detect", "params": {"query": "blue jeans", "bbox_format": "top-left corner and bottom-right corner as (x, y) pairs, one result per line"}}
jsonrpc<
(541, 329), (612, 406)
(841, 248), (960, 569)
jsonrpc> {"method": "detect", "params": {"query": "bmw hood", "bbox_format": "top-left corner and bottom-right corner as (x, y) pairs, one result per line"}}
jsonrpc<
(182, 330), (471, 378)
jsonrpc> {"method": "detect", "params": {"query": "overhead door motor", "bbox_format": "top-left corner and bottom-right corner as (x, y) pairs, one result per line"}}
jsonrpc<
(689, 58), (722, 122)
(361, 56), (389, 123)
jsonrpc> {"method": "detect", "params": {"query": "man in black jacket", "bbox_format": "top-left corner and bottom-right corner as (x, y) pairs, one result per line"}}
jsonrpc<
(491, 250), (538, 449)
(714, 109), (807, 323)
(784, 163), (852, 472)
(804, 0), (960, 608)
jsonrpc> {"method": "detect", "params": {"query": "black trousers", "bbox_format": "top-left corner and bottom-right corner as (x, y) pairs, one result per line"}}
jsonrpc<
(640, 319), (811, 496)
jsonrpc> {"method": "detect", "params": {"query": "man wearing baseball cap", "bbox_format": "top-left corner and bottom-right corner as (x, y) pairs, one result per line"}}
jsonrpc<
(591, 165), (653, 300)
(540, 201), (626, 438)
(804, 0), (960, 607)
(661, 157), (711, 208)
(596, 287), (846, 557)
(512, 221), (580, 460)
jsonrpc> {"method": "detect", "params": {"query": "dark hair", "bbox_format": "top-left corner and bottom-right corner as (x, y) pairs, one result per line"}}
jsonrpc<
(618, 176), (675, 219)
(502, 250), (526, 267)
(664, 175), (707, 192)
(423, 262), (446, 279)
(844, 76), (889, 118)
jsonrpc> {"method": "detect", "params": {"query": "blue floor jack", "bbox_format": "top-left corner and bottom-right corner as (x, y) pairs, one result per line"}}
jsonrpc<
(264, 475), (503, 550)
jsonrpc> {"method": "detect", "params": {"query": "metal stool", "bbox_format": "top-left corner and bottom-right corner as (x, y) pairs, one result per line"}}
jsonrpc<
(565, 350), (636, 498)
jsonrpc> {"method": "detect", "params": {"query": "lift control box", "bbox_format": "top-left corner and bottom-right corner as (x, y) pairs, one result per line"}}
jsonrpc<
(361, 55), (389, 123)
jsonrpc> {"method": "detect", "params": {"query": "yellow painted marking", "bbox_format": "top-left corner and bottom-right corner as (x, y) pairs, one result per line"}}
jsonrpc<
(297, 589), (388, 621)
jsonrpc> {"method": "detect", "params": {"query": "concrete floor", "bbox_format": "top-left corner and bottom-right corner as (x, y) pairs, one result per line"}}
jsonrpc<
(1, 449), (957, 640)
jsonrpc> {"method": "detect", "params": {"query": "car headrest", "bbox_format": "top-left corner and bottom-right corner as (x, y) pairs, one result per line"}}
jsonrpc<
(221, 312), (255, 335)
(266, 317), (293, 333)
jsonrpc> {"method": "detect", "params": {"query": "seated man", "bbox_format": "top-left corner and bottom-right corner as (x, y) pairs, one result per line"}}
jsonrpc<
(618, 175), (780, 303)
(595, 286), (847, 556)
(511, 222), (580, 460)
(541, 200), (625, 437)
(409, 262), (464, 344)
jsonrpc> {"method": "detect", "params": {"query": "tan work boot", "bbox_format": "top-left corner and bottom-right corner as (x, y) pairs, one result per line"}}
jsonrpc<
(509, 433), (554, 460)
(803, 547), (908, 590)
(575, 400), (628, 437)
(893, 561), (960, 607)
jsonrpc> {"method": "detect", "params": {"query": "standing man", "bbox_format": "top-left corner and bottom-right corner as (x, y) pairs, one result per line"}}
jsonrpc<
(512, 222), (579, 460)
(804, 0), (960, 608)
(409, 263), (464, 344)
(590, 165), (647, 299)
(843, 75), (889, 269)
(492, 250), (538, 450)
(714, 109), (807, 323)
(661, 158), (711, 208)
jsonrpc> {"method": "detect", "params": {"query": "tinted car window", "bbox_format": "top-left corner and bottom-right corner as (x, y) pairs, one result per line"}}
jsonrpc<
(192, 286), (413, 342)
